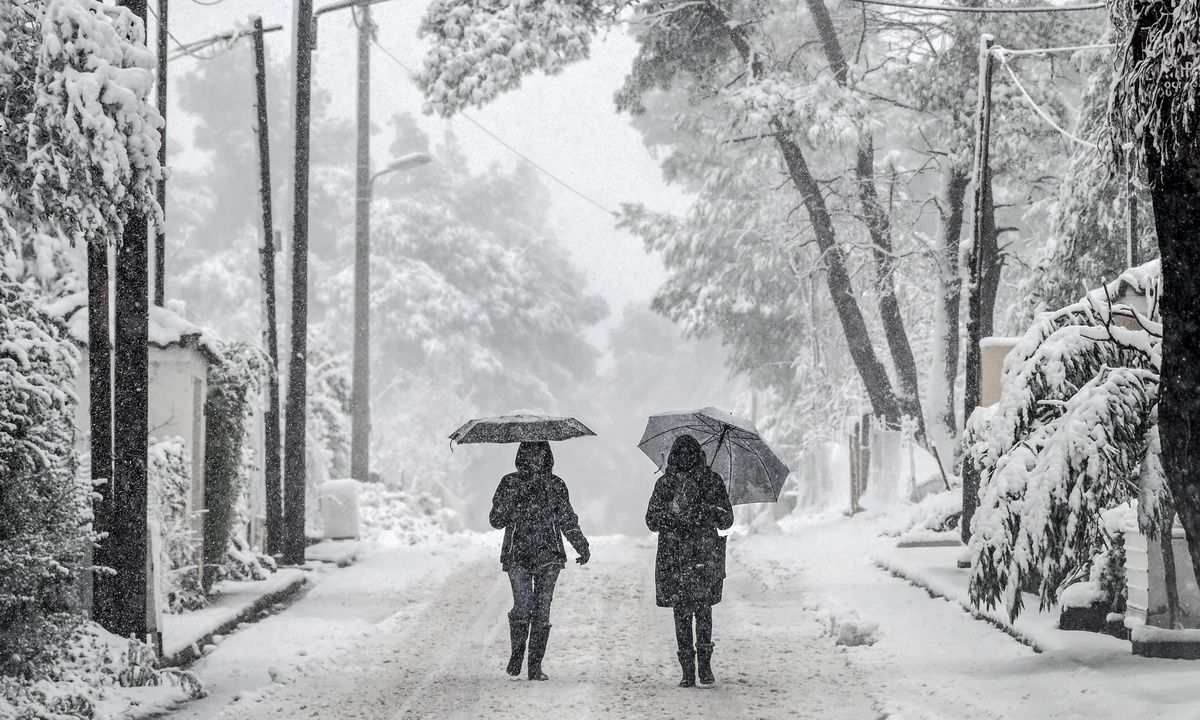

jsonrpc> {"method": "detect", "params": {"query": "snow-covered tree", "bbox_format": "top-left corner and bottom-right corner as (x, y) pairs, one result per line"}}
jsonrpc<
(0, 0), (162, 292)
(417, 0), (1102, 457)
(314, 127), (606, 515)
(1109, 0), (1200, 588)
(1013, 45), (1157, 326)
(418, 0), (932, 432)
(967, 262), (1163, 620)
(147, 437), (204, 613)
(0, 278), (82, 678)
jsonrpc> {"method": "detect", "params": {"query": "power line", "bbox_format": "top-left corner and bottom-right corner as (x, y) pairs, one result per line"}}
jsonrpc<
(147, 3), (232, 61)
(993, 47), (1098, 148)
(847, 0), (1106, 13)
(369, 39), (621, 218)
(999, 42), (1117, 57)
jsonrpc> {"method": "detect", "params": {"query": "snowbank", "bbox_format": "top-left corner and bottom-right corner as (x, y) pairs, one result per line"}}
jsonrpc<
(357, 482), (465, 547)
(1, 623), (202, 720)
(821, 607), (880, 647)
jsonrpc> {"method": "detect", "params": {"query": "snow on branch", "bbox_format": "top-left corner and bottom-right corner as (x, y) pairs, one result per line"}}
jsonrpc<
(417, 0), (618, 116)
(0, 0), (162, 259)
(967, 260), (1164, 620)
(1109, 0), (1200, 165)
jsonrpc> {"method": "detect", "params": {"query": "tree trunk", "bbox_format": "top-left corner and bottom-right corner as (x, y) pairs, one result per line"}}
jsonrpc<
(1160, 511), (1180, 629)
(720, 11), (904, 426)
(805, 0), (925, 435)
(931, 167), (970, 460)
(1149, 143), (1200, 590)
(773, 125), (902, 425)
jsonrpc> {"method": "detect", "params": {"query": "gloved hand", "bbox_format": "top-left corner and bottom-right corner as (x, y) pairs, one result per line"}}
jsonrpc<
(576, 547), (591, 565)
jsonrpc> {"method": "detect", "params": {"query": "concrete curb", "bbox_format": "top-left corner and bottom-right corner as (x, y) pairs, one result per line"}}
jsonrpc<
(160, 574), (309, 668)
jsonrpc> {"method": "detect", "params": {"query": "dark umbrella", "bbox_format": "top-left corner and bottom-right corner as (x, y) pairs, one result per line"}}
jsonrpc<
(449, 413), (596, 444)
(637, 406), (790, 505)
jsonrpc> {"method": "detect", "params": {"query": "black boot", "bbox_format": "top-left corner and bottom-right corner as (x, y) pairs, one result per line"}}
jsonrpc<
(527, 624), (551, 681)
(696, 643), (715, 686)
(695, 606), (715, 686)
(507, 616), (530, 677)
(677, 651), (696, 688)
(673, 608), (695, 687)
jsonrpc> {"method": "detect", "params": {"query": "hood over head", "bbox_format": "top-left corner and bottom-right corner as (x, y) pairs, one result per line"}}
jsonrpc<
(666, 434), (705, 473)
(515, 441), (554, 474)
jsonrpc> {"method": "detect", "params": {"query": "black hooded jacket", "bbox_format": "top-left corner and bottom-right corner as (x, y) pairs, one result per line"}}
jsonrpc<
(646, 435), (734, 608)
(489, 442), (589, 571)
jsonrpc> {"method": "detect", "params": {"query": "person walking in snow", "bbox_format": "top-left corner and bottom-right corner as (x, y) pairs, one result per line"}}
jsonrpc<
(645, 434), (735, 687)
(489, 441), (591, 681)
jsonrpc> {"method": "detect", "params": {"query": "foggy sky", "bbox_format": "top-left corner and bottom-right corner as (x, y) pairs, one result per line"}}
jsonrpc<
(168, 0), (692, 335)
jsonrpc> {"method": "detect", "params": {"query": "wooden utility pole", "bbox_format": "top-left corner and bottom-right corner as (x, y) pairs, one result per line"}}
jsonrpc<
(350, 3), (372, 483)
(1126, 167), (1139, 269)
(88, 236), (115, 628)
(251, 17), (285, 557)
(107, 0), (152, 640)
(961, 33), (995, 546)
(283, 0), (315, 565)
(154, 0), (166, 306)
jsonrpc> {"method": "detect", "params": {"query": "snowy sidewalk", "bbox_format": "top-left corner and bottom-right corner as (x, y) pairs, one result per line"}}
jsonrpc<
(873, 542), (1126, 657)
(748, 514), (1200, 719)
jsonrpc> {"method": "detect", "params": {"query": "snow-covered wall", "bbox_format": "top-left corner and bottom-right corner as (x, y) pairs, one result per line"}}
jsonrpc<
(1126, 525), (1200, 630)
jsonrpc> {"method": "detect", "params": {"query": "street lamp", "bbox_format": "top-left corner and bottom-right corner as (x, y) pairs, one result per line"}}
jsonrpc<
(351, 151), (432, 483)
(371, 153), (432, 185)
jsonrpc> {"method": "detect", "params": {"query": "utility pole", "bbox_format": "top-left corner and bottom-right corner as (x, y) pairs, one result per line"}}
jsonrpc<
(251, 16), (285, 557)
(88, 228), (114, 629)
(350, 3), (372, 483)
(154, 0), (167, 306)
(1126, 165), (1139, 269)
(105, 0), (152, 641)
(961, 33), (995, 549)
(283, 0), (315, 565)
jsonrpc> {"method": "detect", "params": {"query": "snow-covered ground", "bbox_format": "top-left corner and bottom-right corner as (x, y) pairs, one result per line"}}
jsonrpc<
(161, 513), (1200, 720)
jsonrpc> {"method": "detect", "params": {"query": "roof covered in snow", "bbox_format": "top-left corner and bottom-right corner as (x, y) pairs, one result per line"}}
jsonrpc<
(41, 293), (224, 363)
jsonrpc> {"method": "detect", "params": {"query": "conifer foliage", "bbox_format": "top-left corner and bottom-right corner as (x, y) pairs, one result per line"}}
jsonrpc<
(967, 263), (1164, 620)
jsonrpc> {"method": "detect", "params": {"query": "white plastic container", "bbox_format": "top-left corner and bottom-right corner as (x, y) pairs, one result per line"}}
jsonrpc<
(319, 479), (361, 540)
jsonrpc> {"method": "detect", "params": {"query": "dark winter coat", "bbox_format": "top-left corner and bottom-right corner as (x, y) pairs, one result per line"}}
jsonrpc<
(646, 435), (735, 609)
(490, 441), (589, 572)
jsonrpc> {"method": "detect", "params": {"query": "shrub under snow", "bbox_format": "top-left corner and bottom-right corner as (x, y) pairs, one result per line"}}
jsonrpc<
(357, 482), (464, 547)
(967, 262), (1162, 620)
(0, 279), (82, 679)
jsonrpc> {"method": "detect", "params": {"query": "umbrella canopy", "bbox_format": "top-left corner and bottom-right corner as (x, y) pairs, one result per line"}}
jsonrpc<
(637, 407), (790, 505)
(449, 413), (596, 444)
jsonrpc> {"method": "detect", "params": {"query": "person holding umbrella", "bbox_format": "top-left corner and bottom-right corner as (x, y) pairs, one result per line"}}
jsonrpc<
(452, 414), (596, 681)
(639, 407), (790, 688)
(489, 441), (590, 681)
(645, 434), (734, 688)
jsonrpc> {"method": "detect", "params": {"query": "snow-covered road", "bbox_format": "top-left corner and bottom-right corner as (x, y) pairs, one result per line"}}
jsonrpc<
(200, 535), (876, 719)
(174, 518), (1200, 720)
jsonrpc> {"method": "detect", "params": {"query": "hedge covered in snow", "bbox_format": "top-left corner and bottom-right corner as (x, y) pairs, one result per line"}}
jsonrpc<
(0, 278), (82, 678)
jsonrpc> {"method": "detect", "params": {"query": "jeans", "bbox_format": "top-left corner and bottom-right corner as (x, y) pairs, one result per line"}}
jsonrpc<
(673, 605), (713, 652)
(507, 565), (560, 627)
